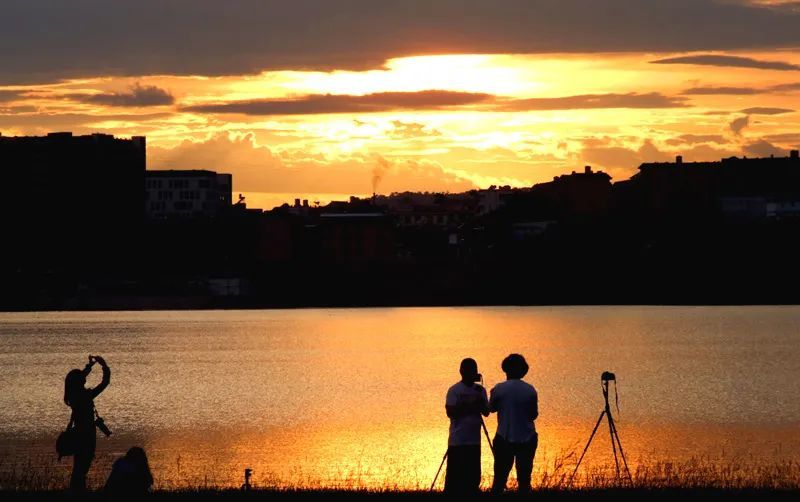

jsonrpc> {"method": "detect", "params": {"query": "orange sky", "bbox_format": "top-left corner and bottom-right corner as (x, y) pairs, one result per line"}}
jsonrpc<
(2, 2), (800, 209)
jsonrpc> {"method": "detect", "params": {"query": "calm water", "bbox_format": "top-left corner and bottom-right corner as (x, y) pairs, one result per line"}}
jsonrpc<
(1, 307), (800, 490)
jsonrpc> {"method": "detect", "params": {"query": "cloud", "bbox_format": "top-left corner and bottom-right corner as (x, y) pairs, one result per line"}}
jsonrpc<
(682, 86), (759, 95)
(69, 83), (174, 107)
(497, 92), (689, 111)
(651, 54), (800, 71)
(148, 133), (477, 195)
(183, 91), (492, 115)
(581, 139), (671, 170)
(683, 82), (800, 95)
(730, 115), (751, 135)
(4, 1), (800, 84)
(665, 134), (728, 146)
(743, 139), (788, 157)
(739, 107), (794, 115)
(0, 90), (28, 102)
(184, 91), (689, 116)
(388, 121), (442, 139)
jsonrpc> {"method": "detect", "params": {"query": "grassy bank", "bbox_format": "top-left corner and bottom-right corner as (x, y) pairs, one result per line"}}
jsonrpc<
(2, 488), (800, 501)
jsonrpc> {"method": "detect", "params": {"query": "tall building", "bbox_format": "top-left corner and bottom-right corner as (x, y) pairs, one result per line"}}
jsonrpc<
(0, 132), (146, 274)
(145, 170), (232, 219)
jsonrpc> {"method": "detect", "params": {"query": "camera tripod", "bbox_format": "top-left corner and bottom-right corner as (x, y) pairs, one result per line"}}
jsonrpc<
(569, 371), (632, 486)
(430, 416), (494, 491)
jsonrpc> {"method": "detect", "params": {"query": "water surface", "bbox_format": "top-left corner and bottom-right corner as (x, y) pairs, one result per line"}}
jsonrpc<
(1, 307), (799, 489)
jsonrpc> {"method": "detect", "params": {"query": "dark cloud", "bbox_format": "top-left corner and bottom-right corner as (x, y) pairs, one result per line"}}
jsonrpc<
(497, 92), (689, 111)
(739, 107), (795, 115)
(69, 84), (174, 107)
(183, 91), (493, 115)
(4, 1), (800, 84)
(682, 86), (758, 95)
(184, 91), (689, 116)
(0, 90), (25, 102)
(651, 55), (800, 71)
(770, 82), (800, 91)
(683, 82), (800, 95)
(730, 115), (750, 135)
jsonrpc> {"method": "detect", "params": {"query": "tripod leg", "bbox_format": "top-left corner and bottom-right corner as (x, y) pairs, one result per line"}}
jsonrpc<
(568, 410), (606, 486)
(609, 417), (633, 484)
(481, 417), (495, 456)
(606, 411), (621, 478)
(430, 450), (448, 491)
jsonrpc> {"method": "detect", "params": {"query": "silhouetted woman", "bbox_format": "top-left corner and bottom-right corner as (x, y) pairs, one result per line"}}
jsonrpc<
(64, 355), (110, 492)
(104, 446), (154, 495)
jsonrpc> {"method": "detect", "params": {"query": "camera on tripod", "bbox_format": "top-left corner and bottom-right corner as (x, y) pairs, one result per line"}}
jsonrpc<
(601, 371), (616, 383)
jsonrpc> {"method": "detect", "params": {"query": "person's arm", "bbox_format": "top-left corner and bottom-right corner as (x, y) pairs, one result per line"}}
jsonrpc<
(488, 386), (498, 414)
(90, 356), (111, 398)
(479, 386), (489, 417)
(529, 391), (539, 422)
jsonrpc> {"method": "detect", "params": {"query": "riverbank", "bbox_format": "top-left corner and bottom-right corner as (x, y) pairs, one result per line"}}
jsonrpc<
(3, 488), (800, 501)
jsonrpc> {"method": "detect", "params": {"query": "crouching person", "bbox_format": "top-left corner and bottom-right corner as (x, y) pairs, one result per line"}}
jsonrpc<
(104, 446), (154, 495)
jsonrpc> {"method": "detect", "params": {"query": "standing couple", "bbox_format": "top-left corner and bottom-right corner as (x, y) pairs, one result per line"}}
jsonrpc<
(444, 354), (538, 494)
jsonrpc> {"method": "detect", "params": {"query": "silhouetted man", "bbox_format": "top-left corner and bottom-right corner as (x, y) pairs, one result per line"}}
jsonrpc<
(444, 358), (489, 494)
(490, 353), (538, 494)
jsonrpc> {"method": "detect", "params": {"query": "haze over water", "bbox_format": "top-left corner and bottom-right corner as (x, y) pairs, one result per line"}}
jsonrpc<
(1, 307), (799, 490)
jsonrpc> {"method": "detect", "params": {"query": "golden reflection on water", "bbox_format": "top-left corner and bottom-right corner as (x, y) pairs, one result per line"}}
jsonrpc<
(1, 307), (800, 490)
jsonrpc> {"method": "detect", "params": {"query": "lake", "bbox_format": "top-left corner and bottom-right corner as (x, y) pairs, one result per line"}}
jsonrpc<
(1, 307), (799, 490)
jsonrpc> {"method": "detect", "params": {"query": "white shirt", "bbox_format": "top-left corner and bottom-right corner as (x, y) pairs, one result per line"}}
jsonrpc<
(445, 381), (489, 446)
(490, 379), (538, 443)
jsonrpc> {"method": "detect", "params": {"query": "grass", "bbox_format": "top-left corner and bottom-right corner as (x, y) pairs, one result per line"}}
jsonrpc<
(3, 454), (800, 495)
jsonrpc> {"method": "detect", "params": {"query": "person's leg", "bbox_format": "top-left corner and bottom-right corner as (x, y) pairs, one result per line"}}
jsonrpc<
(514, 433), (538, 493)
(70, 450), (94, 492)
(491, 435), (514, 494)
(466, 445), (481, 493)
(445, 446), (468, 494)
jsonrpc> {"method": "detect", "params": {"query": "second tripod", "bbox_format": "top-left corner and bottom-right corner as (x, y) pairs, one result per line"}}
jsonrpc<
(569, 371), (632, 486)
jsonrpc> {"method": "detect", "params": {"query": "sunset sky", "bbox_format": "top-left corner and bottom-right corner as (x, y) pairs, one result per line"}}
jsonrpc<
(3, 1), (800, 209)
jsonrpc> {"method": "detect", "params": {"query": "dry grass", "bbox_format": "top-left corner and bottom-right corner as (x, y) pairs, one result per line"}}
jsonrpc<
(3, 449), (800, 493)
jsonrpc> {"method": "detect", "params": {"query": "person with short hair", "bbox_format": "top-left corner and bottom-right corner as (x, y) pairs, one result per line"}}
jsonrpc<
(489, 353), (538, 494)
(444, 357), (489, 494)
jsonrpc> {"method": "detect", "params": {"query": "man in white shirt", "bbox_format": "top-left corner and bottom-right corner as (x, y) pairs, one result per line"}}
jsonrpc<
(489, 353), (538, 494)
(444, 357), (489, 494)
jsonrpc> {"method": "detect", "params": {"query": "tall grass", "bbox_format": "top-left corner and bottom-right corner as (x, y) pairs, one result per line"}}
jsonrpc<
(3, 449), (799, 492)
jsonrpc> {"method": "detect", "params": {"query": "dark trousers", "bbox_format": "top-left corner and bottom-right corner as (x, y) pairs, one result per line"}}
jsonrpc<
(70, 434), (96, 492)
(444, 444), (481, 494)
(491, 433), (538, 494)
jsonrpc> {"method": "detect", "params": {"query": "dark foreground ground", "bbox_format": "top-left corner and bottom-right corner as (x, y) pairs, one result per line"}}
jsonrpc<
(3, 489), (800, 501)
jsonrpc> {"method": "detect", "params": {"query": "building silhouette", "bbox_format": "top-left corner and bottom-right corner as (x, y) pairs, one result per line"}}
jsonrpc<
(145, 170), (232, 219)
(1, 132), (145, 285)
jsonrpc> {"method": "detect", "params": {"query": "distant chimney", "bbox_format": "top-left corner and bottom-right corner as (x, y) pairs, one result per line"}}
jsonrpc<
(294, 198), (301, 207)
(676, 155), (683, 165)
(791, 150), (799, 160)
(584, 166), (592, 174)
(302, 199), (308, 208)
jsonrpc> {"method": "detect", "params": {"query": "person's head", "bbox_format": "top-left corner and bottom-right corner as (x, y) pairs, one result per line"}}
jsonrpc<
(64, 369), (86, 406)
(459, 357), (480, 383)
(501, 353), (529, 380)
(125, 447), (151, 472)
